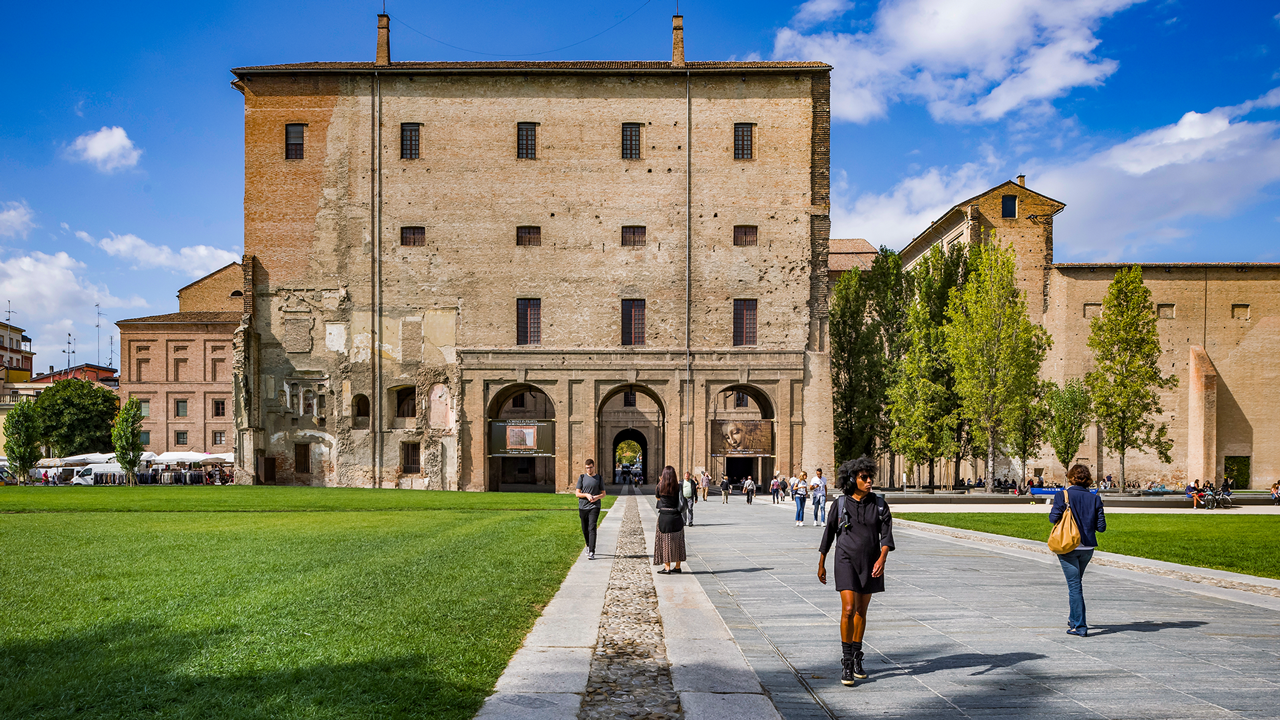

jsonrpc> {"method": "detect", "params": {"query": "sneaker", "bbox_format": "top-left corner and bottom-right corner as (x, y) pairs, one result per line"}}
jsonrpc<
(588, 551), (595, 560)
(840, 657), (855, 686)
(813, 520), (819, 526)
(853, 651), (867, 679)
(1066, 627), (1088, 637)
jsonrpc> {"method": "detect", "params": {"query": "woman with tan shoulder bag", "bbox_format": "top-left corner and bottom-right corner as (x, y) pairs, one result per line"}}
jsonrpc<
(1049, 464), (1107, 637)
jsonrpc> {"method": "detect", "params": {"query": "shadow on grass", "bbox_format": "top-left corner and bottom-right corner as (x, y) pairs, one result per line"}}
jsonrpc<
(1088, 620), (1208, 636)
(0, 620), (484, 720)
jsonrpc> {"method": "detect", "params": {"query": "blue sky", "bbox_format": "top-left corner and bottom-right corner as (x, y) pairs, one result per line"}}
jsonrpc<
(1, 0), (1278, 366)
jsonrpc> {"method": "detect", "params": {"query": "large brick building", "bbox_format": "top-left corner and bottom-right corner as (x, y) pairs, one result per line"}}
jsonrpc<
(898, 178), (1280, 489)
(229, 14), (834, 490)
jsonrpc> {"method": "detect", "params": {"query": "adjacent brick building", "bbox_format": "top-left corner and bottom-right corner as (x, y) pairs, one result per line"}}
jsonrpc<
(229, 15), (834, 489)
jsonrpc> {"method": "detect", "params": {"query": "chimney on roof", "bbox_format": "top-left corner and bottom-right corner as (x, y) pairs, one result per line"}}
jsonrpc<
(1017, 174), (1026, 187)
(672, 15), (685, 68)
(376, 14), (391, 66)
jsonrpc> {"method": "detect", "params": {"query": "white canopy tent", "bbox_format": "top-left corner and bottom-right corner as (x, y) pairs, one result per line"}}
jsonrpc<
(153, 451), (215, 465)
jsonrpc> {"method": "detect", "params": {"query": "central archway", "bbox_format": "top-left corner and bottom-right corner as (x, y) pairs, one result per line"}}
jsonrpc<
(597, 384), (665, 486)
(611, 428), (648, 485)
(709, 383), (776, 488)
(486, 384), (556, 492)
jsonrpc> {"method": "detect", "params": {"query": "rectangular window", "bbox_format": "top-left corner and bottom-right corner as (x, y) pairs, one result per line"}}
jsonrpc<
(516, 226), (542, 246)
(212, 431), (226, 445)
(1157, 304), (1176, 319)
(733, 299), (758, 346)
(1001, 194), (1017, 218)
(400, 123), (420, 159)
(734, 123), (754, 160)
(1232, 304), (1250, 320)
(622, 123), (642, 159)
(623, 391), (637, 407)
(512, 392), (525, 409)
(212, 399), (226, 417)
(517, 298), (542, 345)
(140, 431), (150, 446)
(1083, 303), (1102, 319)
(621, 226), (646, 247)
(138, 399), (150, 417)
(733, 225), (758, 247)
(621, 299), (646, 346)
(402, 442), (421, 474)
(401, 226), (426, 247)
(517, 123), (537, 159)
(735, 391), (749, 408)
(174, 399), (188, 418)
(175, 431), (188, 446)
(295, 443), (311, 474)
(285, 124), (305, 160)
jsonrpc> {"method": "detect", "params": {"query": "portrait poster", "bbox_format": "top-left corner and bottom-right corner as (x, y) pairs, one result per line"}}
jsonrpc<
(488, 420), (556, 456)
(710, 419), (773, 456)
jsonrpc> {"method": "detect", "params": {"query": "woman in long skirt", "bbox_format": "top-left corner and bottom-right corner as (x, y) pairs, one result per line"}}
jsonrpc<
(654, 465), (686, 574)
(818, 456), (894, 686)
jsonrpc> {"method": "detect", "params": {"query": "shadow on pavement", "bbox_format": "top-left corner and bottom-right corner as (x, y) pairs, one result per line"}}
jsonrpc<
(1088, 620), (1207, 636)
(858, 650), (1047, 683)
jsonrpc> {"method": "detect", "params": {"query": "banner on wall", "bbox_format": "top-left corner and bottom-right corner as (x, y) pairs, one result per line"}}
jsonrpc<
(709, 419), (773, 457)
(488, 420), (556, 456)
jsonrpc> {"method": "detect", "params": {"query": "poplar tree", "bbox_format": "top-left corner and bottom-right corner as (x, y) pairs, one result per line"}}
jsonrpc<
(864, 248), (910, 476)
(1045, 378), (1093, 473)
(1003, 380), (1050, 484)
(3, 399), (42, 483)
(944, 242), (1051, 491)
(1086, 265), (1177, 489)
(830, 267), (884, 462)
(888, 298), (953, 487)
(112, 396), (146, 486)
(913, 243), (969, 488)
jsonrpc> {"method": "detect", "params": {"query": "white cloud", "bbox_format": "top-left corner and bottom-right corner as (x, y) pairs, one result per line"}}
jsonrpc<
(792, 0), (856, 29)
(774, 0), (1141, 123)
(67, 126), (142, 172)
(77, 230), (240, 278)
(0, 201), (37, 239)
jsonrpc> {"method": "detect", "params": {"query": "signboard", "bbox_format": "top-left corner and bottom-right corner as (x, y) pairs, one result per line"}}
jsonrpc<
(488, 420), (556, 457)
(710, 419), (773, 457)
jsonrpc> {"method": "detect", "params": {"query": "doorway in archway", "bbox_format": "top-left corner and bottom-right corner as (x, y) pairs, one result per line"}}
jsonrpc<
(486, 385), (556, 492)
(611, 428), (648, 486)
(597, 385), (665, 486)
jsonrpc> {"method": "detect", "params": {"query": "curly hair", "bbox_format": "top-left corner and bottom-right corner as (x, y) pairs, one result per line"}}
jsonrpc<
(837, 456), (877, 495)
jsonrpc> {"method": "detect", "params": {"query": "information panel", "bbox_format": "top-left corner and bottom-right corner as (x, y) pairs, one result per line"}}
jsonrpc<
(488, 420), (556, 457)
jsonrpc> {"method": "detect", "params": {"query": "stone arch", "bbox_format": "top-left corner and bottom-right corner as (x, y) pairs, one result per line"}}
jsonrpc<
(486, 383), (557, 492)
(709, 382), (777, 487)
(597, 383), (665, 485)
(352, 394), (370, 429)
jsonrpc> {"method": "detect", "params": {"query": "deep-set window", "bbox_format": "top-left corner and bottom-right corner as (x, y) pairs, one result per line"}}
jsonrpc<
(517, 123), (537, 159)
(735, 392), (749, 408)
(402, 442), (421, 474)
(285, 124), (305, 159)
(517, 226), (542, 246)
(517, 298), (542, 345)
(401, 226), (426, 247)
(295, 443), (311, 474)
(622, 299), (646, 346)
(396, 387), (416, 418)
(138, 399), (150, 417)
(733, 226), (758, 247)
(623, 391), (637, 407)
(140, 431), (150, 446)
(401, 123), (420, 159)
(512, 392), (525, 409)
(1001, 195), (1017, 218)
(622, 123), (642, 159)
(733, 299), (758, 346)
(734, 123), (754, 160)
(212, 399), (226, 417)
(175, 431), (188, 446)
(621, 226), (646, 247)
(174, 399), (188, 418)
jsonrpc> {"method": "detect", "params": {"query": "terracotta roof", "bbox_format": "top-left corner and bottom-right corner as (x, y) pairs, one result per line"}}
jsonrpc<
(829, 238), (876, 254)
(828, 238), (877, 272)
(232, 60), (830, 75)
(116, 312), (241, 324)
(900, 180), (1067, 261)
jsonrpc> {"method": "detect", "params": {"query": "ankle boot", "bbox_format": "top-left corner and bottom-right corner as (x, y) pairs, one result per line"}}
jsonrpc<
(852, 650), (867, 679)
(840, 642), (855, 686)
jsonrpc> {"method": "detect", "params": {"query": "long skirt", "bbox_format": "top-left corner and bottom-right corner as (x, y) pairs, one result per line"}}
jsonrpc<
(653, 529), (687, 565)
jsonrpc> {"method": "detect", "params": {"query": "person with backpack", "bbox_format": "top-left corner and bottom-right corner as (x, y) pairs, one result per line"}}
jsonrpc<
(681, 471), (698, 527)
(743, 476), (756, 504)
(1049, 464), (1106, 637)
(818, 456), (894, 687)
(771, 474), (781, 504)
(719, 475), (732, 503)
(792, 471), (809, 527)
(574, 459), (606, 560)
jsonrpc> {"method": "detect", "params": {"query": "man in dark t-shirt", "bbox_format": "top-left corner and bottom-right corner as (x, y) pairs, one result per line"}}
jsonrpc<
(575, 459), (606, 560)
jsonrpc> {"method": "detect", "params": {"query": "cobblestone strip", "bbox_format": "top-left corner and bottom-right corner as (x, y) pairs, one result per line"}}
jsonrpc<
(579, 496), (683, 720)
(898, 520), (1280, 599)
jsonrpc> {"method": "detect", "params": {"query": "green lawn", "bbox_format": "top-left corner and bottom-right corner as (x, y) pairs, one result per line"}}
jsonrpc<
(0, 487), (613, 719)
(896, 512), (1280, 580)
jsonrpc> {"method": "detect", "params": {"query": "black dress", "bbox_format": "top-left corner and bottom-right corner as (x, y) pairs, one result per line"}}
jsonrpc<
(654, 493), (687, 565)
(818, 492), (895, 593)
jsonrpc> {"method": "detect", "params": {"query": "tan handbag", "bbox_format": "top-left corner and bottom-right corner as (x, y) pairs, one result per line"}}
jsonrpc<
(1047, 490), (1082, 554)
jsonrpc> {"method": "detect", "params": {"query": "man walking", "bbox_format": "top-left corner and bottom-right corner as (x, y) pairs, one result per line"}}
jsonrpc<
(699, 471), (710, 501)
(682, 471), (698, 527)
(575, 459), (606, 560)
(811, 468), (828, 526)
(720, 475), (732, 503)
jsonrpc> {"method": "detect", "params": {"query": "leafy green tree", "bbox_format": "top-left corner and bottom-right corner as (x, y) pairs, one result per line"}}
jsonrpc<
(944, 241), (1051, 492)
(912, 243), (970, 487)
(863, 248), (911, 478)
(112, 396), (145, 486)
(3, 399), (43, 482)
(1086, 265), (1177, 490)
(830, 267), (884, 462)
(1045, 379), (1093, 473)
(34, 378), (119, 457)
(1003, 380), (1051, 484)
(615, 440), (641, 466)
(888, 298), (954, 487)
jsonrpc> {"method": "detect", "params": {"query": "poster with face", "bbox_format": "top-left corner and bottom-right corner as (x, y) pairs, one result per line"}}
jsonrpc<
(710, 419), (773, 456)
(506, 426), (538, 450)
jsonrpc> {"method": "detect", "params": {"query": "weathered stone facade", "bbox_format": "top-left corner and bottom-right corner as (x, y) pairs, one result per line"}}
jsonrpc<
(230, 16), (834, 490)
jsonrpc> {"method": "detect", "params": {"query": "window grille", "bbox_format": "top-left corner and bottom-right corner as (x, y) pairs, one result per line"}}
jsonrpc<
(401, 226), (425, 247)
(621, 299), (646, 346)
(733, 226), (758, 246)
(733, 299), (758, 346)
(733, 123), (753, 160)
(212, 399), (226, 417)
(516, 226), (542, 246)
(402, 443), (421, 474)
(295, 443), (311, 474)
(285, 124), (305, 159)
(175, 431), (188, 446)
(517, 123), (537, 159)
(735, 392), (749, 408)
(623, 391), (637, 407)
(622, 123), (642, 159)
(621, 226), (646, 247)
(517, 299), (542, 345)
(400, 123), (420, 159)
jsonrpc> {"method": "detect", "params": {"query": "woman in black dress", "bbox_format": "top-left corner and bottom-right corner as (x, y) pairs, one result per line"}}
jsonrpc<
(817, 455), (894, 687)
(654, 465), (686, 574)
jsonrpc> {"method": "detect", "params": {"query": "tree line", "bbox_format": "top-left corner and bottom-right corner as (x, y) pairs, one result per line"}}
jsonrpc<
(830, 240), (1177, 491)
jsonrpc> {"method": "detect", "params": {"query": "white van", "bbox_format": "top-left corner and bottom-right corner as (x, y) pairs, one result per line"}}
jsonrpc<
(72, 463), (124, 486)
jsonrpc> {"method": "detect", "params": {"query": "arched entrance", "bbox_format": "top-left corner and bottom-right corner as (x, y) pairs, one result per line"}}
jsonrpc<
(486, 384), (556, 492)
(597, 384), (665, 486)
(611, 428), (648, 486)
(709, 384), (776, 487)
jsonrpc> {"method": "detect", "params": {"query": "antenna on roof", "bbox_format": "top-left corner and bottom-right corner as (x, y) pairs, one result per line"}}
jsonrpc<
(4, 300), (15, 325)
(96, 303), (103, 366)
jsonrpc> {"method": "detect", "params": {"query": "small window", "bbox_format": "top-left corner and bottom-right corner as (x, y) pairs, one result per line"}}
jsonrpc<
(1083, 303), (1102, 319)
(623, 391), (637, 407)
(140, 431), (150, 446)
(402, 443), (421, 474)
(174, 399), (188, 418)
(517, 122), (537, 159)
(295, 443), (311, 474)
(733, 299), (758, 346)
(622, 123), (642, 159)
(517, 298), (542, 345)
(354, 394), (370, 417)
(396, 387), (416, 418)
(138, 399), (150, 418)
(303, 390), (315, 416)
(1001, 195), (1017, 218)
(622, 299), (646, 346)
(400, 123), (420, 160)
(230, 290), (244, 297)
(1157, 304), (1175, 319)
(516, 226), (542, 246)
(212, 431), (226, 445)
(401, 226), (426, 247)
(212, 399), (226, 417)
(734, 123), (754, 160)
(621, 226), (646, 247)
(285, 124), (305, 160)
(1232, 304), (1250, 321)
(175, 430), (188, 446)
(512, 393), (525, 409)
(733, 226), (758, 247)
(735, 392), (749, 408)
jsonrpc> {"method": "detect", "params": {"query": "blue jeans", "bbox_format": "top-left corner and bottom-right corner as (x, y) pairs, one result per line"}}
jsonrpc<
(794, 496), (807, 521)
(813, 495), (826, 523)
(1057, 548), (1094, 630)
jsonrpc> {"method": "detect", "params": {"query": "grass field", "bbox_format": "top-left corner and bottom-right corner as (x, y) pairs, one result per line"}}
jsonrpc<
(0, 487), (615, 719)
(896, 512), (1280, 580)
